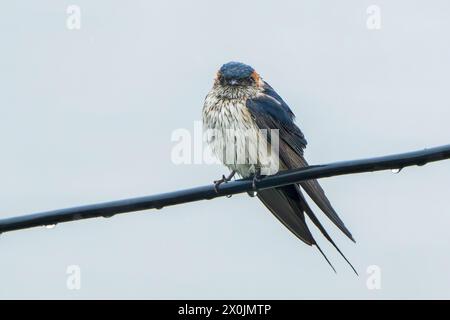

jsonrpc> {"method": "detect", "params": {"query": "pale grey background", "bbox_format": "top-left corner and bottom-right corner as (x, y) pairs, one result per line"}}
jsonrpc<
(1, 0), (449, 299)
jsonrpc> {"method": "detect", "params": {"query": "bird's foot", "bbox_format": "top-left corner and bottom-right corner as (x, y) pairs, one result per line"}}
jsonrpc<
(247, 169), (262, 197)
(213, 171), (236, 193)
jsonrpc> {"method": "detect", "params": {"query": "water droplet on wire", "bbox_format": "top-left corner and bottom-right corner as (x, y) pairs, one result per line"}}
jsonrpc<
(417, 162), (426, 167)
(247, 190), (258, 197)
(45, 224), (56, 229)
(391, 168), (403, 174)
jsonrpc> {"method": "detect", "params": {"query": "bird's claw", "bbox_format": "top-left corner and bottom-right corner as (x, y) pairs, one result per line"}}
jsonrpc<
(213, 175), (227, 193)
(213, 171), (236, 193)
(247, 170), (261, 197)
(252, 174), (260, 190)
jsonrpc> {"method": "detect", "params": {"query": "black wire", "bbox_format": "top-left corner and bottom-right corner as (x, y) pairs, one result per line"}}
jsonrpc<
(0, 144), (449, 234)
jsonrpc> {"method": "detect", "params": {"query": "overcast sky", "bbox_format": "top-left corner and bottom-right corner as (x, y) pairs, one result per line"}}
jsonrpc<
(1, 0), (450, 299)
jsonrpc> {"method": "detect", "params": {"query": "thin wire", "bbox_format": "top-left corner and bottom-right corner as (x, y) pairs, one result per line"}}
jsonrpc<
(0, 144), (449, 234)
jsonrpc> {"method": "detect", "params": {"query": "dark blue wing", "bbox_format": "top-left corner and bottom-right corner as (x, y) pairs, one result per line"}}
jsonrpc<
(246, 81), (355, 243)
(246, 82), (307, 156)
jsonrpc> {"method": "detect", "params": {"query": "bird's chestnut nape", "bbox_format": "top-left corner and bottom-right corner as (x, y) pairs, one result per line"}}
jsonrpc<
(250, 71), (260, 84)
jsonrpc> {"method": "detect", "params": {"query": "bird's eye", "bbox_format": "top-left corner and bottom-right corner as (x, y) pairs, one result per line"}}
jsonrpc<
(245, 77), (254, 85)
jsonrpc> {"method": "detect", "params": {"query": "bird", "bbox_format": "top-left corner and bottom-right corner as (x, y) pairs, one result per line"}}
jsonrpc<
(202, 61), (357, 274)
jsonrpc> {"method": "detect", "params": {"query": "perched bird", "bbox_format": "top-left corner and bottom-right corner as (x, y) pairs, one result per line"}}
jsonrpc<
(202, 61), (356, 273)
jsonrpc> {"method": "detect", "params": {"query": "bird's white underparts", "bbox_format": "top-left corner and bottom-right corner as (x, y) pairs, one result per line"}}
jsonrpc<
(171, 120), (280, 176)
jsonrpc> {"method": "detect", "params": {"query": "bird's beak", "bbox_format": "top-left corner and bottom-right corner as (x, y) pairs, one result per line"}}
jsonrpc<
(229, 79), (238, 86)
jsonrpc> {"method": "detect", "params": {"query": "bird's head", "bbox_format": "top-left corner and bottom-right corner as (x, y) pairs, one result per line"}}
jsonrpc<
(215, 61), (262, 89)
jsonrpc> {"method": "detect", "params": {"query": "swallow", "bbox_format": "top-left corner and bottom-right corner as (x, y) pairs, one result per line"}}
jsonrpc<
(202, 61), (356, 273)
